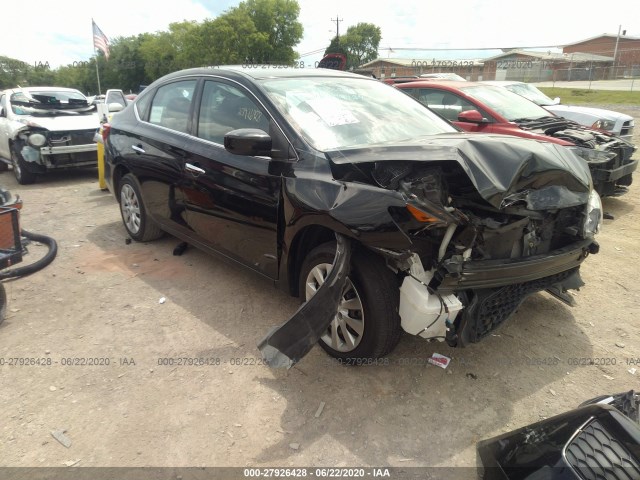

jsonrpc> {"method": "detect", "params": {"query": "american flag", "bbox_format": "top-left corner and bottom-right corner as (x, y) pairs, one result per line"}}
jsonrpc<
(92, 20), (110, 60)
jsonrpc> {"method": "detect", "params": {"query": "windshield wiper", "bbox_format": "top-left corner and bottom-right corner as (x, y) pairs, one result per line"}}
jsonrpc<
(511, 116), (557, 123)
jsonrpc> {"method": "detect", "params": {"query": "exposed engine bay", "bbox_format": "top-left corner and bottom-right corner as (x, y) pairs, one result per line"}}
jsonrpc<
(516, 116), (637, 196)
(259, 134), (601, 368)
(331, 149), (599, 349)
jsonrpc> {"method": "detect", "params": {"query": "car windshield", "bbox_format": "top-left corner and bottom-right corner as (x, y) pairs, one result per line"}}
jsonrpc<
(10, 90), (94, 116)
(503, 83), (555, 106)
(460, 85), (551, 121)
(259, 76), (456, 151)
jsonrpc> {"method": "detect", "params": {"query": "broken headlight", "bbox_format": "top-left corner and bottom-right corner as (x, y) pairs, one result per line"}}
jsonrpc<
(27, 133), (47, 148)
(570, 146), (616, 165)
(592, 119), (616, 131)
(583, 189), (603, 238)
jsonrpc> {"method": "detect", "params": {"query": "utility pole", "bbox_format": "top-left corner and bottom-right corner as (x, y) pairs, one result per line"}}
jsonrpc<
(612, 25), (622, 79)
(331, 15), (343, 38)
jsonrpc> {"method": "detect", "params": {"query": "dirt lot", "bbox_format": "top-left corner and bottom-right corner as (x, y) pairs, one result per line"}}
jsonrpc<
(1, 106), (639, 474)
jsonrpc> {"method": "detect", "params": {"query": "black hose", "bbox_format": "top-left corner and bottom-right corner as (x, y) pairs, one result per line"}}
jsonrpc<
(0, 230), (58, 280)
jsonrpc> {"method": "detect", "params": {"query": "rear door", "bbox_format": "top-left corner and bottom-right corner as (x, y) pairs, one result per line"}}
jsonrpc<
(180, 79), (282, 279)
(117, 79), (198, 237)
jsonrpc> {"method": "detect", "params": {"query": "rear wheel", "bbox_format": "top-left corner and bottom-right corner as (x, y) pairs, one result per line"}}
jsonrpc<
(10, 146), (36, 185)
(118, 174), (164, 242)
(299, 242), (401, 361)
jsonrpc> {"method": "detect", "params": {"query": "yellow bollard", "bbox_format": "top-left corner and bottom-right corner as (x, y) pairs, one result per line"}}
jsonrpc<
(97, 128), (107, 190)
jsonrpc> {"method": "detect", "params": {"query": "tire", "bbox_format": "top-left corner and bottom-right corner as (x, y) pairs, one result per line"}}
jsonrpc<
(0, 283), (6, 326)
(10, 145), (37, 185)
(298, 242), (402, 361)
(118, 173), (164, 242)
(0, 161), (9, 172)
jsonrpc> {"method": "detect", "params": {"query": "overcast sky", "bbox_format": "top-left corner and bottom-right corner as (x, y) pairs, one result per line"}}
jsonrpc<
(3, 0), (639, 68)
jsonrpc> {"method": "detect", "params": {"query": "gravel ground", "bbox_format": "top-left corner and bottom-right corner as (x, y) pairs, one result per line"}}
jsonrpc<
(1, 106), (639, 474)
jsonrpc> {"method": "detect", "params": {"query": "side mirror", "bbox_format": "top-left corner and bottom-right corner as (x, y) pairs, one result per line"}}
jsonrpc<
(458, 110), (487, 123)
(108, 103), (124, 113)
(553, 97), (561, 105)
(224, 129), (272, 157)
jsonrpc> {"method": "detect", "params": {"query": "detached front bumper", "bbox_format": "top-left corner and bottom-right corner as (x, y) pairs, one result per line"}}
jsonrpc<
(591, 158), (638, 184)
(436, 239), (597, 293)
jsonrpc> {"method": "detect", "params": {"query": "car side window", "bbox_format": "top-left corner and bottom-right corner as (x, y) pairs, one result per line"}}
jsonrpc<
(416, 89), (478, 122)
(105, 91), (127, 107)
(148, 80), (197, 134)
(135, 91), (153, 121)
(196, 80), (269, 145)
(0, 94), (5, 117)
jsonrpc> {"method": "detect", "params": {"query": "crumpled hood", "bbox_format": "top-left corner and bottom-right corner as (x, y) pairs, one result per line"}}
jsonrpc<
(326, 132), (592, 209)
(17, 113), (99, 132)
(547, 104), (633, 123)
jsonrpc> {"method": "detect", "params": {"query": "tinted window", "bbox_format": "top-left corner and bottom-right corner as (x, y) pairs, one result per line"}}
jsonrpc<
(196, 81), (269, 145)
(415, 89), (478, 122)
(135, 90), (153, 121)
(148, 80), (197, 133)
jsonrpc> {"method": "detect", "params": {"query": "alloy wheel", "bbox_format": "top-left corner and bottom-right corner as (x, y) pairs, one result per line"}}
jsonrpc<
(304, 263), (365, 352)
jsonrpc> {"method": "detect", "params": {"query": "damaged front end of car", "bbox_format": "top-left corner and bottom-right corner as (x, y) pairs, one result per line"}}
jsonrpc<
(516, 116), (637, 197)
(259, 134), (601, 367)
(11, 125), (98, 171)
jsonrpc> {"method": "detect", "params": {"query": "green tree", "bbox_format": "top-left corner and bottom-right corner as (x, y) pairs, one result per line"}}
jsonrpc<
(324, 37), (347, 57)
(1, 0), (304, 93)
(241, 0), (303, 63)
(0, 56), (31, 88)
(326, 23), (381, 70)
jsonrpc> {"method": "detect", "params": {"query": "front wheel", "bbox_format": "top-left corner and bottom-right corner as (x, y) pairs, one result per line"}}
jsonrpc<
(299, 242), (402, 361)
(10, 146), (36, 185)
(118, 174), (164, 242)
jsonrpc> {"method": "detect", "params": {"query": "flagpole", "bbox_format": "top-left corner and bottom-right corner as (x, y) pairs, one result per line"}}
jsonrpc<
(92, 19), (102, 95)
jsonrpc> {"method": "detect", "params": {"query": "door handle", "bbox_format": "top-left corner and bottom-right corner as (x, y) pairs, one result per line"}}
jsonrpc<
(131, 144), (145, 154)
(185, 162), (205, 175)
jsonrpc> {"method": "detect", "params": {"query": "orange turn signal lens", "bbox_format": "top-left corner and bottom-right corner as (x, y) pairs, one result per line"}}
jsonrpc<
(406, 204), (440, 223)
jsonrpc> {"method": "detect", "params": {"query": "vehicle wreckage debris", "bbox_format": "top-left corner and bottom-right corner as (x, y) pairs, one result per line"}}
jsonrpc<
(50, 429), (72, 448)
(257, 234), (351, 368)
(314, 401), (326, 418)
(427, 353), (451, 369)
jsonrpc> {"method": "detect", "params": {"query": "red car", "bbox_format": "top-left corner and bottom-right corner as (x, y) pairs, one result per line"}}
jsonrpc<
(395, 81), (637, 197)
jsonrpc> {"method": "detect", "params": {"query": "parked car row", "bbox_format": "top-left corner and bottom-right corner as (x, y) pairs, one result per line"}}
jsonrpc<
(102, 67), (607, 365)
(395, 80), (637, 197)
(484, 81), (635, 142)
(1, 69), (634, 365)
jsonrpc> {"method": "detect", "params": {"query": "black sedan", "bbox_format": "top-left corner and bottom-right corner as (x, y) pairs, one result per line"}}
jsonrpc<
(103, 66), (601, 367)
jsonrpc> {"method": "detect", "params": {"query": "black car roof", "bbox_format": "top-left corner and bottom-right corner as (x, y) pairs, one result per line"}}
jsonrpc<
(158, 65), (367, 82)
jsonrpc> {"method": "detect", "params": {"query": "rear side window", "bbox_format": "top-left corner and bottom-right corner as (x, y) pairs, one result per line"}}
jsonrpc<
(196, 80), (269, 145)
(148, 80), (197, 134)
